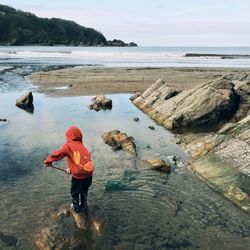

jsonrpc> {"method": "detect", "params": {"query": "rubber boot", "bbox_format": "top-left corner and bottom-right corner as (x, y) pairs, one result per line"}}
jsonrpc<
(80, 192), (88, 212)
(71, 196), (80, 213)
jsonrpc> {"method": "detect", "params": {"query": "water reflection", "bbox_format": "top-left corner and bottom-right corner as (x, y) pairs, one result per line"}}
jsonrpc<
(0, 91), (249, 249)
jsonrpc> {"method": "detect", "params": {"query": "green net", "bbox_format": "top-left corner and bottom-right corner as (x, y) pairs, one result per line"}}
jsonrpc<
(105, 180), (131, 191)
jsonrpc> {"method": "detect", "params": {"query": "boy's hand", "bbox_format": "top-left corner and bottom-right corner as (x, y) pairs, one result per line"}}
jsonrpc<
(66, 168), (71, 174)
(43, 161), (52, 167)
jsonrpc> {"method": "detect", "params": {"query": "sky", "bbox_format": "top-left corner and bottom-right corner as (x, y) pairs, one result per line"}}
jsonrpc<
(1, 0), (250, 46)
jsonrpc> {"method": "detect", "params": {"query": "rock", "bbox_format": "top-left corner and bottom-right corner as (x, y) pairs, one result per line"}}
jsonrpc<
(148, 126), (155, 130)
(168, 155), (178, 164)
(233, 80), (250, 120)
(0, 232), (18, 247)
(89, 95), (112, 111)
(132, 76), (240, 129)
(130, 92), (141, 101)
(132, 78), (179, 113)
(133, 117), (139, 122)
(70, 209), (88, 230)
(0, 119), (8, 122)
(36, 206), (106, 250)
(175, 138), (182, 144)
(89, 103), (101, 112)
(218, 123), (237, 134)
(16, 91), (34, 113)
(144, 158), (171, 173)
(102, 130), (136, 155)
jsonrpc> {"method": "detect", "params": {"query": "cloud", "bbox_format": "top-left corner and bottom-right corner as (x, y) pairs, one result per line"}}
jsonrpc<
(100, 21), (250, 46)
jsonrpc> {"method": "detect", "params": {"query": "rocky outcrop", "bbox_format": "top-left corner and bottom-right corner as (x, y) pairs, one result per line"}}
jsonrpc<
(132, 74), (250, 212)
(89, 95), (112, 111)
(16, 91), (34, 113)
(144, 159), (171, 173)
(184, 114), (250, 212)
(233, 80), (250, 120)
(106, 39), (137, 47)
(132, 76), (241, 129)
(102, 130), (136, 155)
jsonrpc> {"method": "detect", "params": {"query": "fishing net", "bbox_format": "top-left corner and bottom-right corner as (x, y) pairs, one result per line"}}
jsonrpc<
(105, 180), (130, 191)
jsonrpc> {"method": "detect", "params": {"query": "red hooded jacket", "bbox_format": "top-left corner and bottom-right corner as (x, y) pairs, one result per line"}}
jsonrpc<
(44, 126), (92, 179)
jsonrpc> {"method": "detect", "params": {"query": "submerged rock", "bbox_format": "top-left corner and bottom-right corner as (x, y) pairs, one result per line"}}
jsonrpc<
(102, 130), (136, 155)
(132, 76), (240, 129)
(36, 206), (106, 250)
(0, 232), (18, 247)
(89, 95), (112, 111)
(144, 158), (171, 173)
(16, 91), (34, 113)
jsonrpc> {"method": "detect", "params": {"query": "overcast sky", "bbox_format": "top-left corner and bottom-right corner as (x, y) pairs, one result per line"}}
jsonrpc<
(1, 0), (250, 46)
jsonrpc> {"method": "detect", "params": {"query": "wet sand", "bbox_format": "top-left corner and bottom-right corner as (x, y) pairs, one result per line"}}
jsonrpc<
(26, 67), (250, 96)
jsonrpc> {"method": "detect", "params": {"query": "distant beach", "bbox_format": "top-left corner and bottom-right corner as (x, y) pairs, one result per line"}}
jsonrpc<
(26, 66), (250, 96)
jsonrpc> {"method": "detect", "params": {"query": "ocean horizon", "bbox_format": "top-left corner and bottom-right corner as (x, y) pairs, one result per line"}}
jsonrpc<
(0, 46), (250, 68)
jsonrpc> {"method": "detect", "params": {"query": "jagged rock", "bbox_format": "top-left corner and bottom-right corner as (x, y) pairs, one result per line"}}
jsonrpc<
(102, 130), (136, 155)
(16, 91), (34, 113)
(130, 92), (141, 101)
(132, 78), (179, 113)
(233, 80), (250, 120)
(89, 95), (112, 111)
(144, 159), (171, 172)
(132, 76), (240, 129)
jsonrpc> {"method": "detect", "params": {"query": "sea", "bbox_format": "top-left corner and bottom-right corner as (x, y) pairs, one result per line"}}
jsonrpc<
(0, 46), (250, 249)
(0, 46), (250, 68)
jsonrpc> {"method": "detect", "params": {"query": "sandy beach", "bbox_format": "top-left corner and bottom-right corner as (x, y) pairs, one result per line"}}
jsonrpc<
(26, 67), (250, 96)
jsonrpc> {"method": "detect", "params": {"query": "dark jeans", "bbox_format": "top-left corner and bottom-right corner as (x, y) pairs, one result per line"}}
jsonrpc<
(71, 176), (92, 211)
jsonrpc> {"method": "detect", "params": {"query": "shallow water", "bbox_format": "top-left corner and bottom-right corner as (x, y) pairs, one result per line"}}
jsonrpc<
(0, 72), (250, 249)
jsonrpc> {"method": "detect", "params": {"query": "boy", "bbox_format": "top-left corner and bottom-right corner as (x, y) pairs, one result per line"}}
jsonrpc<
(44, 126), (94, 213)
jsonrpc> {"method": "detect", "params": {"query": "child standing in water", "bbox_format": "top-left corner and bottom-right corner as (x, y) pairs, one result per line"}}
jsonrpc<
(44, 126), (94, 213)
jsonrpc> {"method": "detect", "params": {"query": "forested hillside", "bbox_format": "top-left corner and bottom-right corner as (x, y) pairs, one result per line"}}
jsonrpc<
(0, 4), (137, 46)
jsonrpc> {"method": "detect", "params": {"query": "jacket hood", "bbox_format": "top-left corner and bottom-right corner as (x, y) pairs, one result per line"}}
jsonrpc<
(65, 126), (82, 142)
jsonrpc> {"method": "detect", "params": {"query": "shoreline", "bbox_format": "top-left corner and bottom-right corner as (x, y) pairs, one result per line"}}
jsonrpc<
(26, 66), (250, 97)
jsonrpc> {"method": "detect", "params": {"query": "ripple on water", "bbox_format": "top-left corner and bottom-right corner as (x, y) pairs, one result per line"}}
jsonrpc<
(0, 89), (249, 249)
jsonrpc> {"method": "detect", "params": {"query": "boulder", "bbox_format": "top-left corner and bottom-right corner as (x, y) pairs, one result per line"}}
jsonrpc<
(102, 130), (136, 155)
(133, 117), (139, 122)
(144, 159), (171, 173)
(16, 91), (34, 113)
(89, 95), (112, 111)
(132, 76), (239, 129)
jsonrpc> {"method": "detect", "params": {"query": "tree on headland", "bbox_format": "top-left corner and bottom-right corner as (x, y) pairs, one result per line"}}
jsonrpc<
(0, 4), (137, 47)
